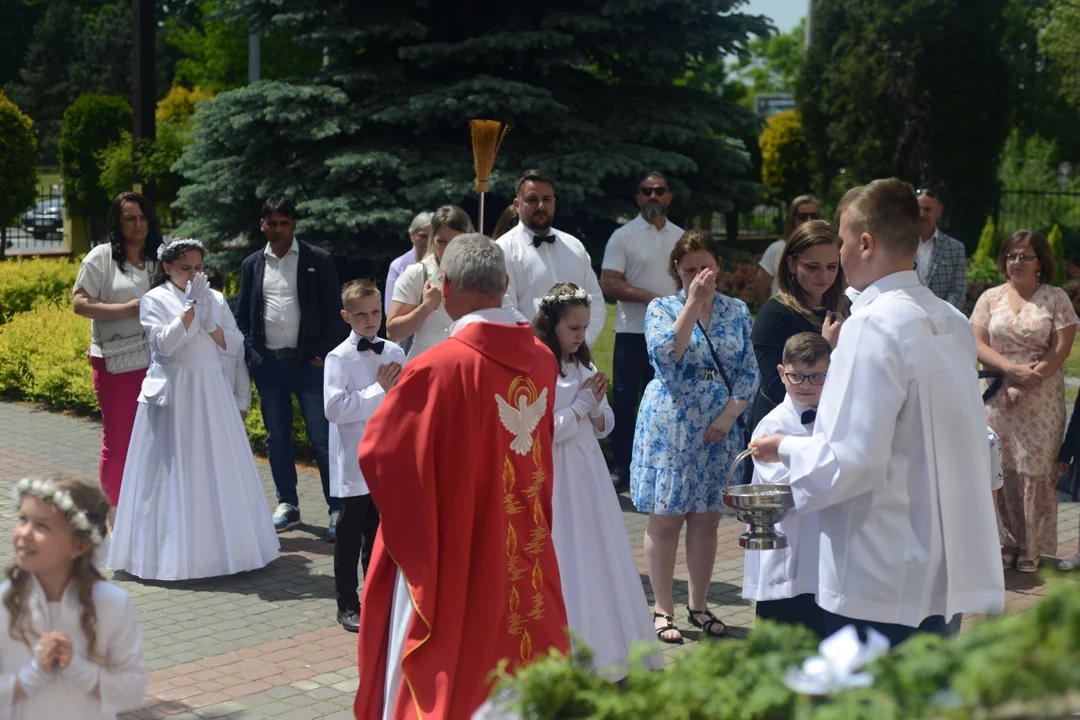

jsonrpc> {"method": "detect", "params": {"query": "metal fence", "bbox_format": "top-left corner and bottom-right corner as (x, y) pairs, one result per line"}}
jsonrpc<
(2, 184), (66, 255)
(997, 189), (1080, 236)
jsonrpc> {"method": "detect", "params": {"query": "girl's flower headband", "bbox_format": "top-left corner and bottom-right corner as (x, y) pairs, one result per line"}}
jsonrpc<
(538, 288), (591, 310)
(12, 479), (104, 547)
(157, 237), (205, 261)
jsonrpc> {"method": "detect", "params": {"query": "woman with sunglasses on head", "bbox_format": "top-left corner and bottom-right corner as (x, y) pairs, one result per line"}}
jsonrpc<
(971, 230), (1078, 574)
(748, 220), (848, 435)
(753, 194), (822, 306)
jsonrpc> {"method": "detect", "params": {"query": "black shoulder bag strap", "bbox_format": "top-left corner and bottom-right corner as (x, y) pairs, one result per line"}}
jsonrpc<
(675, 294), (733, 395)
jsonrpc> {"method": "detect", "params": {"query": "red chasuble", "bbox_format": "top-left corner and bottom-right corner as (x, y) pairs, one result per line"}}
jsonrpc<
(355, 320), (570, 720)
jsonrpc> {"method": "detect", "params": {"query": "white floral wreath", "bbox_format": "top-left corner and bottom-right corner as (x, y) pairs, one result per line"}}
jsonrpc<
(537, 288), (591, 310)
(157, 237), (205, 261)
(12, 479), (104, 547)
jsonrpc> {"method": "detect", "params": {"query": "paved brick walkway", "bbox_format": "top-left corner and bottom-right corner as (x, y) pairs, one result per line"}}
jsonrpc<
(0, 401), (1076, 719)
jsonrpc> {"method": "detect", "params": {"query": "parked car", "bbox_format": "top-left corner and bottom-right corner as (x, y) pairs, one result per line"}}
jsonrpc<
(22, 196), (63, 240)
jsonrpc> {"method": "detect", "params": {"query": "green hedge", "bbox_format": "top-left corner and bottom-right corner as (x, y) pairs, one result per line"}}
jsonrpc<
(0, 295), (314, 460)
(0, 257), (81, 324)
(495, 581), (1080, 719)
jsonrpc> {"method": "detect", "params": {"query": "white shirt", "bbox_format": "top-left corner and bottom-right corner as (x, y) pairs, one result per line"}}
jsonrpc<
(496, 223), (606, 344)
(758, 239), (785, 299)
(72, 243), (153, 357)
(0, 576), (147, 719)
(743, 394), (820, 603)
(601, 215), (682, 333)
(324, 332), (406, 497)
(777, 271), (1003, 627)
(391, 256), (453, 361)
(262, 238), (301, 350)
(915, 232), (936, 285)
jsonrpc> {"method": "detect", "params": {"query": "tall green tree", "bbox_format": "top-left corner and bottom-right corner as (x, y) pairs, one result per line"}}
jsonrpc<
(59, 94), (131, 241)
(729, 19), (805, 100)
(175, 0), (771, 277)
(798, 0), (1011, 248)
(0, 92), (38, 259)
(1041, 0), (1080, 110)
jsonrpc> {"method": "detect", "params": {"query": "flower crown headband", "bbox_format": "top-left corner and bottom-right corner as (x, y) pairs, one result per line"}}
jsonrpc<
(538, 288), (591, 310)
(157, 238), (205, 261)
(12, 479), (104, 547)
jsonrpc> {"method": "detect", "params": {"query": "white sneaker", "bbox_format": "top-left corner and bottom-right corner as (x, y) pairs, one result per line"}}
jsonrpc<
(272, 503), (301, 532)
(1058, 552), (1080, 571)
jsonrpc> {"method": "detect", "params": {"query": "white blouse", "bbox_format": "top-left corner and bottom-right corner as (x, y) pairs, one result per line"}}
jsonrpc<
(72, 244), (154, 357)
(391, 256), (454, 361)
(0, 576), (147, 719)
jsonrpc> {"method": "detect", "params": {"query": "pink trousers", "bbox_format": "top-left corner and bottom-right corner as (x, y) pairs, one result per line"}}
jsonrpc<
(90, 355), (146, 506)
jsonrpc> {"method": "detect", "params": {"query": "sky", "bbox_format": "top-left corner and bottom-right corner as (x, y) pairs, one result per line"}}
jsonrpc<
(741, 0), (807, 33)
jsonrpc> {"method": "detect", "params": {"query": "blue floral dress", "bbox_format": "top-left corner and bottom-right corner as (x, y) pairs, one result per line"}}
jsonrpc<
(630, 292), (760, 515)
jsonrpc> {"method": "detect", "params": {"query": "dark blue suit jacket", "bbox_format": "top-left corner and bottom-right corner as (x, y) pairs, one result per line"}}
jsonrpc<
(234, 238), (345, 368)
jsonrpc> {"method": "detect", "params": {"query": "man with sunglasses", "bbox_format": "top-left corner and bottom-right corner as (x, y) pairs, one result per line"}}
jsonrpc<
(915, 183), (967, 310)
(600, 172), (684, 490)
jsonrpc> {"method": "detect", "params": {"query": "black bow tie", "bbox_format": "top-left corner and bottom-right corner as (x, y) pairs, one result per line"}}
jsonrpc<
(357, 338), (384, 355)
(532, 234), (555, 248)
(801, 409), (817, 425)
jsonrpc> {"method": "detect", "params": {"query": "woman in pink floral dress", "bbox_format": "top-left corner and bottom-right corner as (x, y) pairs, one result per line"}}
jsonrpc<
(971, 230), (1078, 573)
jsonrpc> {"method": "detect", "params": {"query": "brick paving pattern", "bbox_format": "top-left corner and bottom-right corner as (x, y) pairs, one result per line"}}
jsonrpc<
(0, 401), (1076, 718)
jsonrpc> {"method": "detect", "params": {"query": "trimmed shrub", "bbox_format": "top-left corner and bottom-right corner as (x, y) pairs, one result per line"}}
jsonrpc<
(0, 93), (38, 259)
(244, 386), (315, 461)
(58, 94), (131, 239)
(0, 256), (81, 324)
(0, 302), (97, 413)
(971, 215), (998, 264)
(760, 109), (811, 204)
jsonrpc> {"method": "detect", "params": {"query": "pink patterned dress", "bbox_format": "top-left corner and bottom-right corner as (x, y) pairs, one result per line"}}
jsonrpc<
(971, 284), (1079, 558)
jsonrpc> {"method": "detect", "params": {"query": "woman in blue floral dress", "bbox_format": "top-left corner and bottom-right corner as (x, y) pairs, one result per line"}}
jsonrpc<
(631, 229), (760, 644)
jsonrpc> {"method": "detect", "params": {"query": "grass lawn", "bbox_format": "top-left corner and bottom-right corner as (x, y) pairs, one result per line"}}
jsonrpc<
(591, 302), (617, 379)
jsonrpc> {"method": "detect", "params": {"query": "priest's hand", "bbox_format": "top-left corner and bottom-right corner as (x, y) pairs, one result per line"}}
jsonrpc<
(749, 434), (786, 463)
(687, 268), (716, 310)
(377, 361), (403, 391)
(822, 312), (844, 348)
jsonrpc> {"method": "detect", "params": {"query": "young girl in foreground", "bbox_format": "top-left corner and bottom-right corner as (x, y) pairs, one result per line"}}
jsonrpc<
(532, 283), (663, 679)
(1, 476), (147, 718)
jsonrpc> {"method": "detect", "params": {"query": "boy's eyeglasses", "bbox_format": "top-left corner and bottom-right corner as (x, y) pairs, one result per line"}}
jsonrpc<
(639, 187), (668, 197)
(784, 372), (827, 386)
(1005, 253), (1036, 264)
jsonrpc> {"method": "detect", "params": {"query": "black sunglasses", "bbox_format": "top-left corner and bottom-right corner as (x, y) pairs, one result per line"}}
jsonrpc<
(916, 188), (938, 199)
(795, 212), (820, 221)
(639, 187), (668, 197)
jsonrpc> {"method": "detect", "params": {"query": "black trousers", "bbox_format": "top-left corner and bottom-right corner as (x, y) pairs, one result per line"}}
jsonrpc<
(755, 593), (826, 639)
(822, 609), (947, 647)
(334, 494), (380, 612)
(612, 333), (654, 477)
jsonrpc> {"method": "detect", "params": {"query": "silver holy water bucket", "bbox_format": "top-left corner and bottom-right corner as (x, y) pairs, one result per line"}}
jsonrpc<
(721, 449), (796, 550)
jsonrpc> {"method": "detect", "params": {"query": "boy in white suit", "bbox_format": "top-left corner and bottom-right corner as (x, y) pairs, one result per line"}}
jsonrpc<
(744, 332), (831, 638)
(324, 280), (405, 633)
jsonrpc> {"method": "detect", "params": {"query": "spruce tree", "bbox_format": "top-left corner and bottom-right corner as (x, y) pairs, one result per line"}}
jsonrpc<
(174, 0), (770, 276)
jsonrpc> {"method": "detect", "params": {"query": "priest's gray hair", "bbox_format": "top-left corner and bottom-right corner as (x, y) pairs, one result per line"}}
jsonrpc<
(440, 233), (506, 296)
(408, 211), (433, 234)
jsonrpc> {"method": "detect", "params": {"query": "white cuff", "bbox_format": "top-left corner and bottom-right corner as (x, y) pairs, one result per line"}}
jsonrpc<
(62, 654), (100, 695)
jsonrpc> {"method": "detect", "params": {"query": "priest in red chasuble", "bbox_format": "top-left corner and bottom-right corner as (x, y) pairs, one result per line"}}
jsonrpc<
(355, 233), (570, 720)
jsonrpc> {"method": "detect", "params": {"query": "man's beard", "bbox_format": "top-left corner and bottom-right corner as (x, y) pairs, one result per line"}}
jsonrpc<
(525, 212), (552, 233)
(641, 204), (668, 221)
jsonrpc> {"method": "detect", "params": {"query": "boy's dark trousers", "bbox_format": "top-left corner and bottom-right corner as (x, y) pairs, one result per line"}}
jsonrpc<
(334, 494), (380, 613)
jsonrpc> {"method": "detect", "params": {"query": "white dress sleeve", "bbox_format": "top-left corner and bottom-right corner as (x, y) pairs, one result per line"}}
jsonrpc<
(141, 291), (196, 357)
(590, 396), (615, 440)
(95, 592), (148, 716)
(215, 293), (245, 358)
(233, 354), (252, 411)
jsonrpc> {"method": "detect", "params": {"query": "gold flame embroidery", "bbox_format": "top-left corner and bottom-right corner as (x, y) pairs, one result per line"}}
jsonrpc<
(506, 524), (518, 557)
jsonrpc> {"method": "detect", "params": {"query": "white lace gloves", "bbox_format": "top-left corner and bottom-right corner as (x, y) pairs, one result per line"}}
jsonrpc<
(183, 272), (210, 311)
(198, 295), (217, 333)
(571, 387), (604, 420)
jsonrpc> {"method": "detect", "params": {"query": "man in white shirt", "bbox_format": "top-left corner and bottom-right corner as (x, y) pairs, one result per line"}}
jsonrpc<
(234, 197), (347, 541)
(496, 169), (605, 344)
(750, 178), (1003, 646)
(600, 172), (682, 488)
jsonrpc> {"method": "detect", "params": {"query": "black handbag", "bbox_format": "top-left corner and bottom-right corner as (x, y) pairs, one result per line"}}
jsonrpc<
(978, 370), (1003, 403)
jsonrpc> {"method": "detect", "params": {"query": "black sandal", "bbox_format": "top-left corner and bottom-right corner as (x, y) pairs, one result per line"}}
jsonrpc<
(686, 606), (727, 638)
(652, 612), (684, 645)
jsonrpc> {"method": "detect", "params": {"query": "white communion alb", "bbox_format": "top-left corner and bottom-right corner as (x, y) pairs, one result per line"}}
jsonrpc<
(0, 575), (147, 719)
(108, 283), (280, 581)
(777, 271), (1004, 626)
(550, 360), (663, 679)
